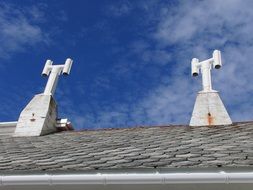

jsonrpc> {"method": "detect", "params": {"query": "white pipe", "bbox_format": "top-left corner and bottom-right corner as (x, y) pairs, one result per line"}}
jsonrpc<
(191, 50), (222, 92)
(1, 172), (253, 186)
(42, 58), (73, 96)
(0, 120), (70, 129)
(201, 60), (212, 92)
(44, 66), (61, 96)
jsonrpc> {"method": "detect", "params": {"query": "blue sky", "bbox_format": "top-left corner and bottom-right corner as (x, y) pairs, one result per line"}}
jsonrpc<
(1, 0), (253, 129)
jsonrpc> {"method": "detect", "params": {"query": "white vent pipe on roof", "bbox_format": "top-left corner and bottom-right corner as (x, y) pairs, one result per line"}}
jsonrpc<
(191, 50), (221, 92)
(43, 58), (73, 96)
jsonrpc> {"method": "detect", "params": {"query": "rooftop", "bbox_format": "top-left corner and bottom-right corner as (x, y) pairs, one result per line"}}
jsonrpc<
(0, 122), (253, 173)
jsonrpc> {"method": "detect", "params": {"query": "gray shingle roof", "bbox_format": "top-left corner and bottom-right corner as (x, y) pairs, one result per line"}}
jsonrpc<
(0, 122), (253, 172)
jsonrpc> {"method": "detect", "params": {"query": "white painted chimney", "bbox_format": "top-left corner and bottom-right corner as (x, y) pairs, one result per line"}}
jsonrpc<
(190, 50), (232, 126)
(14, 58), (73, 137)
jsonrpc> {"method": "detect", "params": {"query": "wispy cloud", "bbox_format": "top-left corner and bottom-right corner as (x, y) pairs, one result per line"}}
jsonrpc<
(106, 0), (133, 17)
(131, 0), (253, 124)
(58, 0), (253, 129)
(0, 1), (70, 121)
(0, 2), (50, 59)
(151, 0), (253, 122)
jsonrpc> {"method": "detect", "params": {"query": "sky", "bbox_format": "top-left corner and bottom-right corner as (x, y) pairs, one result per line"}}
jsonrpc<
(0, 0), (253, 129)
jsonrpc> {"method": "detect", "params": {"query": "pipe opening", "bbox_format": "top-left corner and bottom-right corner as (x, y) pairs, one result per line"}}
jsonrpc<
(192, 72), (198, 77)
(214, 65), (221, 69)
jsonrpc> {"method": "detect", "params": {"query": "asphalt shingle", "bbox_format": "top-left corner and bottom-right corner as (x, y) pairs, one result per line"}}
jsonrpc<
(0, 122), (253, 172)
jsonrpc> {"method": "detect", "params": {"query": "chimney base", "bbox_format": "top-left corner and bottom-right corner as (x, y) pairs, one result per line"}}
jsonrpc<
(190, 91), (232, 126)
(13, 94), (58, 137)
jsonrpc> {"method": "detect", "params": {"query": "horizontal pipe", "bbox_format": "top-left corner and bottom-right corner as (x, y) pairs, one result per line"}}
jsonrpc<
(1, 172), (253, 186)
(0, 121), (17, 128)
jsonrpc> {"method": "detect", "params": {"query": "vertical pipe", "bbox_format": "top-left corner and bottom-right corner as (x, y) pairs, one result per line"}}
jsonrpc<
(43, 67), (61, 96)
(201, 61), (212, 92)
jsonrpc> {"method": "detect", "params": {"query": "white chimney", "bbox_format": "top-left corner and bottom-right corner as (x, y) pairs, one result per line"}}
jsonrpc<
(190, 50), (232, 126)
(14, 58), (73, 137)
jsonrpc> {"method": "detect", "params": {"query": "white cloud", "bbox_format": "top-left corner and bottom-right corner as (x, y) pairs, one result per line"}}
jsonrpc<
(144, 0), (253, 123)
(0, 2), (49, 58)
(107, 1), (132, 17)
(61, 0), (253, 129)
(155, 0), (253, 45)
